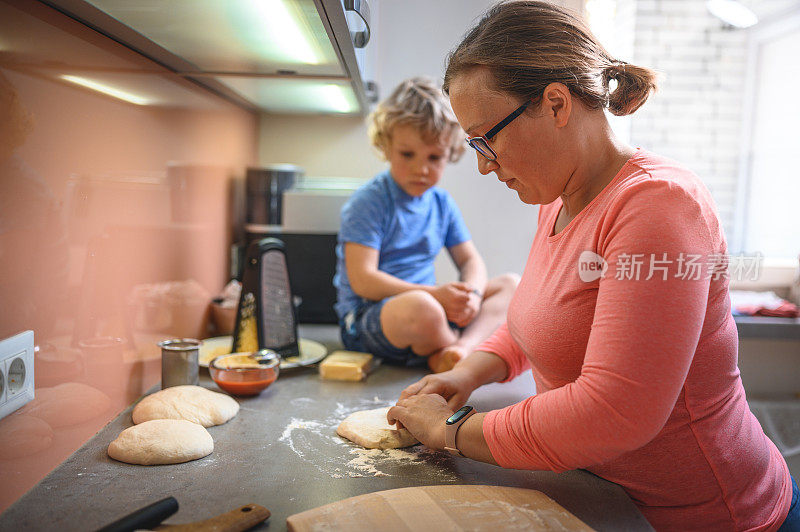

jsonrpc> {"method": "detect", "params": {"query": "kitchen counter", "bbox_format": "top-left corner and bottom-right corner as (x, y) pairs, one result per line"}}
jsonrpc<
(0, 329), (652, 531)
(735, 315), (800, 341)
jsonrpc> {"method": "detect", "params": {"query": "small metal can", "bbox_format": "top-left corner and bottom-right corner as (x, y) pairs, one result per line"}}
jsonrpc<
(158, 338), (200, 389)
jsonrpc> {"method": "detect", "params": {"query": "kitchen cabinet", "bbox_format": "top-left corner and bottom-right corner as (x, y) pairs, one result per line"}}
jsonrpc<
(37, 0), (375, 114)
(243, 231), (340, 324)
(0, 0), (228, 109)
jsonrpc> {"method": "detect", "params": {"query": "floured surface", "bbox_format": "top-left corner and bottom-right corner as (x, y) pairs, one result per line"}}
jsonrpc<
(286, 485), (595, 531)
(108, 419), (213, 465)
(279, 397), (458, 480)
(336, 407), (418, 449)
(132, 385), (239, 427)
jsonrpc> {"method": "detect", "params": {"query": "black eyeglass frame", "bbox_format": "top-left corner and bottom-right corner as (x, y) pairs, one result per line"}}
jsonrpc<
(465, 99), (532, 161)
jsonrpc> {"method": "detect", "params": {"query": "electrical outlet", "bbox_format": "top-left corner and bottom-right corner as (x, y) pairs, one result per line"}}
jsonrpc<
(0, 330), (34, 421)
(0, 364), (5, 405)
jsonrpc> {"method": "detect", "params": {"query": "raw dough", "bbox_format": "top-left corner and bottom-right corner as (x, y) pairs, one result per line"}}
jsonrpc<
(20, 382), (111, 428)
(132, 385), (239, 427)
(0, 414), (54, 460)
(337, 407), (418, 449)
(108, 419), (213, 465)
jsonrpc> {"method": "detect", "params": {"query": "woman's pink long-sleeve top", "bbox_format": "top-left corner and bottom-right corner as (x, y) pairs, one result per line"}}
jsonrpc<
(478, 150), (791, 531)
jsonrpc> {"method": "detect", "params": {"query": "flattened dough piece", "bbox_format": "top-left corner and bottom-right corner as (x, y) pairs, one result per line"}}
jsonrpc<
(132, 385), (239, 427)
(337, 407), (418, 449)
(20, 382), (110, 428)
(108, 419), (213, 465)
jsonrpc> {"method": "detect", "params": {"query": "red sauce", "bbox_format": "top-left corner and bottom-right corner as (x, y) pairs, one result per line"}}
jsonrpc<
(212, 370), (276, 396)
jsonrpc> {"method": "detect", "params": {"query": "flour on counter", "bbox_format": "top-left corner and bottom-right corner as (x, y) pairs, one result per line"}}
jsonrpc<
(279, 418), (327, 460)
(442, 499), (576, 530)
(279, 397), (458, 480)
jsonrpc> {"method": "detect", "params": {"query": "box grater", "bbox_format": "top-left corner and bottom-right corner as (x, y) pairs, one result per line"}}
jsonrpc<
(232, 238), (300, 359)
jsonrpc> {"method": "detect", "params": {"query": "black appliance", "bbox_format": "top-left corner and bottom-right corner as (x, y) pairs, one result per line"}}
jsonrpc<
(245, 165), (302, 226)
(237, 231), (339, 324)
(235, 171), (351, 325)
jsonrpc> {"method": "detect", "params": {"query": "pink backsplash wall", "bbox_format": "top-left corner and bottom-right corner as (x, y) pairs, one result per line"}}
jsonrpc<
(0, 1), (257, 510)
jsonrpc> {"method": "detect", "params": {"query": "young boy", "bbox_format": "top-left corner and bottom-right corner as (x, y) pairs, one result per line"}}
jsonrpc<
(334, 77), (518, 373)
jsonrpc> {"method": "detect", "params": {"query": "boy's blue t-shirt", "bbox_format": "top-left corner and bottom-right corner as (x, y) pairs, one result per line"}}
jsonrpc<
(334, 170), (472, 319)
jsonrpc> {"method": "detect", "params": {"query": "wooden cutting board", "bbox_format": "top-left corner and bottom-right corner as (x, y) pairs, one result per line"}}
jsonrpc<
(286, 485), (595, 531)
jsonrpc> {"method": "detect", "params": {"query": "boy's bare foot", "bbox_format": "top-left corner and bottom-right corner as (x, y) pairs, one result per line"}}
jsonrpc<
(427, 345), (470, 373)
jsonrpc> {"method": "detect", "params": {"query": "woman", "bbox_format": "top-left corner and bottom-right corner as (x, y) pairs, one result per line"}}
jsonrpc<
(387, 2), (798, 530)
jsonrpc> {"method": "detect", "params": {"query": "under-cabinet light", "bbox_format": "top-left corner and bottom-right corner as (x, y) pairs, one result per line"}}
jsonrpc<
(320, 84), (354, 113)
(60, 75), (151, 105)
(246, 0), (320, 65)
(706, 0), (758, 28)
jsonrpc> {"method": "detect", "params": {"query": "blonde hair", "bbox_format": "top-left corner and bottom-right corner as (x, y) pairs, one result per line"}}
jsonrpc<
(443, 1), (658, 116)
(368, 77), (465, 162)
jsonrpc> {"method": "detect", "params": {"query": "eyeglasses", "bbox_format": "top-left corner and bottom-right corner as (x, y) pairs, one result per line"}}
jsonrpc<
(465, 99), (532, 161)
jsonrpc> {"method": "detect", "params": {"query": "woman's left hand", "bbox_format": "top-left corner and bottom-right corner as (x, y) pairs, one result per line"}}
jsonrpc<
(387, 394), (453, 450)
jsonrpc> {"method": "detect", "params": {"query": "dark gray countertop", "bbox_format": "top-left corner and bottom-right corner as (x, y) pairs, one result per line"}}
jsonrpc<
(735, 315), (800, 340)
(0, 328), (652, 531)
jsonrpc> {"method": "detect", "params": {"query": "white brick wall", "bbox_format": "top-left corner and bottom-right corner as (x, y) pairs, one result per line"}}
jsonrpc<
(626, 0), (750, 240)
(618, 0), (795, 247)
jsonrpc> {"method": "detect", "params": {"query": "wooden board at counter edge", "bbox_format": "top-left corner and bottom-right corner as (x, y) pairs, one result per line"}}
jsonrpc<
(286, 484), (595, 531)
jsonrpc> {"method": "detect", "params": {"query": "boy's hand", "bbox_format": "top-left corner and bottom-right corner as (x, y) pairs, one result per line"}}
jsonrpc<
(432, 282), (472, 321)
(450, 291), (481, 328)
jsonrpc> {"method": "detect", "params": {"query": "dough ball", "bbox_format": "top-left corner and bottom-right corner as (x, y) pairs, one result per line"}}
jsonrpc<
(132, 385), (239, 427)
(108, 419), (213, 465)
(337, 407), (418, 449)
(0, 414), (54, 460)
(20, 382), (111, 428)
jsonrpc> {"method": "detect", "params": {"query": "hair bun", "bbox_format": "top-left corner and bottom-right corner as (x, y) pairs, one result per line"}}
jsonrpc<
(604, 62), (627, 80)
(604, 62), (659, 116)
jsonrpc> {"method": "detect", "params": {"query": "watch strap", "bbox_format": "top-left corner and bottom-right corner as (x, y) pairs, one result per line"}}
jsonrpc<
(444, 407), (476, 457)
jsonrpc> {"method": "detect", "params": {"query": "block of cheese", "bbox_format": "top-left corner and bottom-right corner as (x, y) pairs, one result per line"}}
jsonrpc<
(319, 351), (375, 381)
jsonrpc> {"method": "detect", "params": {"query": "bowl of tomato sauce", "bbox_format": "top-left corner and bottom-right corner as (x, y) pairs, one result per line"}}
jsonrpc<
(209, 349), (280, 396)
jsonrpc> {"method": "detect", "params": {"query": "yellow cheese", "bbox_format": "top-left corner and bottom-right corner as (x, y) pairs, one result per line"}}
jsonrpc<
(215, 354), (262, 369)
(319, 351), (374, 381)
(236, 315), (258, 353)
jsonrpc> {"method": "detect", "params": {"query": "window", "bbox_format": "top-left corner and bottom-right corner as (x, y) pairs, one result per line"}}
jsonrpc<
(734, 9), (800, 259)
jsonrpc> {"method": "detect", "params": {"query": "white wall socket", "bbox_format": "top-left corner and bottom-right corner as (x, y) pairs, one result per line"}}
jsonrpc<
(0, 330), (35, 421)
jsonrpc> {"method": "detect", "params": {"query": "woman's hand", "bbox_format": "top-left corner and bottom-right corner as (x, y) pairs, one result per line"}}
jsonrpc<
(399, 367), (478, 410)
(387, 394), (452, 450)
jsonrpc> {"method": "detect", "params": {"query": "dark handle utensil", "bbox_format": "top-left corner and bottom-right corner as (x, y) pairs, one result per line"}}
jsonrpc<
(95, 496), (179, 532)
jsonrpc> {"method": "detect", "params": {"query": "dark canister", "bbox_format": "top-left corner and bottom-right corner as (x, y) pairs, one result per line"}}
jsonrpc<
(245, 164), (303, 226)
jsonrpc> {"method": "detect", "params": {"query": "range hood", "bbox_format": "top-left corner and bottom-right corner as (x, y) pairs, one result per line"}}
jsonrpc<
(36, 0), (374, 114)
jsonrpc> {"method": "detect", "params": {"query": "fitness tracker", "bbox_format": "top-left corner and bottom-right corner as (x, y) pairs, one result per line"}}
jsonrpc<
(444, 405), (476, 457)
